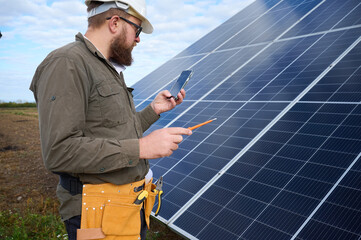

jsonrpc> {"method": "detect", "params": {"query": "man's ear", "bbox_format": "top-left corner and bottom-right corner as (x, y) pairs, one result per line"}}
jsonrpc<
(108, 16), (119, 34)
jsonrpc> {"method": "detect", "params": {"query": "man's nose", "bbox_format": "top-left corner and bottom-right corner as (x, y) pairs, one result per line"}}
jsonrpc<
(135, 36), (140, 43)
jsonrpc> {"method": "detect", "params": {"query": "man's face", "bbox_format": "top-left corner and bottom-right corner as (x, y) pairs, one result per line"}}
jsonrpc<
(109, 26), (134, 66)
(109, 16), (141, 66)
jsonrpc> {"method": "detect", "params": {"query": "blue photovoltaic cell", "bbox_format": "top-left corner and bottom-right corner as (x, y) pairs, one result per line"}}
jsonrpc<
(282, 0), (361, 39)
(205, 35), (319, 101)
(301, 41), (361, 102)
(219, 0), (323, 51)
(252, 27), (361, 101)
(174, 0), (280, 58)
(203, 36), (311, 100)
(200, 26), (361, 103)
(136, 45), (266, 104)
(184, 45), (265, 100)
(334, 3), (361, 29)
(151, 102), (288, 220)
(174, 103), (361, 239)
(135, 45), (268, 103)
(129, 0), (361, 239)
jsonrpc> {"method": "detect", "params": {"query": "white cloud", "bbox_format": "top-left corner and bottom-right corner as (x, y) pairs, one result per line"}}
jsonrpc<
(0, 0), (253, 101)
(1, 0), (86, 47)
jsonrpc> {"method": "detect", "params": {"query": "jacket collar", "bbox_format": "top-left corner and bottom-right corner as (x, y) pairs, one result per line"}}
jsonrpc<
(75, 32), (118, 73)
(76, 32), (104, 59)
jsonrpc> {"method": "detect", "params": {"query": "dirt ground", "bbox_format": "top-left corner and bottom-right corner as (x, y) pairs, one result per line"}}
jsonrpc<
(0, 108), (184, 239)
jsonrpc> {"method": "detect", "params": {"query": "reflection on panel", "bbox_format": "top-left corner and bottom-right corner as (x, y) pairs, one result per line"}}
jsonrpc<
(219, 0), (323, 51)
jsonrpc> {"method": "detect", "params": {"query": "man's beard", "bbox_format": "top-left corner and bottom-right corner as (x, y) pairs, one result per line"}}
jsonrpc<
(109, 32), (134, 66)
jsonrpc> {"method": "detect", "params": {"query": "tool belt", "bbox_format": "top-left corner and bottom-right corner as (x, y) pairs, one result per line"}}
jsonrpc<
(77, 179), (157, 240)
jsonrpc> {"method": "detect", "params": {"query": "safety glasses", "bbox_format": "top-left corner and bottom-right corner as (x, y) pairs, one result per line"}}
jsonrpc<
(106, 15), (142, 38)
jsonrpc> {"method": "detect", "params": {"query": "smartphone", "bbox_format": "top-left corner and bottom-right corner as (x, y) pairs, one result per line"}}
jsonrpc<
(169, 70), (193, 100)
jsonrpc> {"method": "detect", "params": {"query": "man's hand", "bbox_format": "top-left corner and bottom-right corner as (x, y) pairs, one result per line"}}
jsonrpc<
(139, 127), (192, 159)
(151, 89), (186, 115)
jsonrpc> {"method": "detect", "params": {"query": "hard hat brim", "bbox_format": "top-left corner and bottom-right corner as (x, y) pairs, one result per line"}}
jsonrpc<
(141, 18), (153, 34)
(85, 0), (154, 34)
(127, 6), (153, 34)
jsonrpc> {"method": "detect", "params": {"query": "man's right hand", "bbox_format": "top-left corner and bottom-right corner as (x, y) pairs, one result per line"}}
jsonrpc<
(139, 127), (192, 159)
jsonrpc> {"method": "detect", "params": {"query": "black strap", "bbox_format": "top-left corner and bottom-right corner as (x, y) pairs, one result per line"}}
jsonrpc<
(55, 172), (83, 196)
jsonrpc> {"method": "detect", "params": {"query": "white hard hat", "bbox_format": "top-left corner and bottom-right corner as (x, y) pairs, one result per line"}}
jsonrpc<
(85, 0), (153, 34)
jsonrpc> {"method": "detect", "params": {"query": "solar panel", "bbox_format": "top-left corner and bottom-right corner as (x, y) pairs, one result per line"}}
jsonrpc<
(133, 0), (361, 239)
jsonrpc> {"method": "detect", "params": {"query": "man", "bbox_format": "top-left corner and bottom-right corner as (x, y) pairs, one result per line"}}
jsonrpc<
(30, 0), (192, 239)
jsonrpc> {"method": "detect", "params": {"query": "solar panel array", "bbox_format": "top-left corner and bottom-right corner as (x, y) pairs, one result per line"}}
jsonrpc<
(132, 0), (361, 239)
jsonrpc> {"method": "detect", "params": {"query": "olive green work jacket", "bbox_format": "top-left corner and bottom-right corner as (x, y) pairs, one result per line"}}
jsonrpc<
(30, 33), (159, 220)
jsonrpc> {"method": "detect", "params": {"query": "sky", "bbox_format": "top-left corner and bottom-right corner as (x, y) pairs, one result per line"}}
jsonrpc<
(0, 0), (253, 102)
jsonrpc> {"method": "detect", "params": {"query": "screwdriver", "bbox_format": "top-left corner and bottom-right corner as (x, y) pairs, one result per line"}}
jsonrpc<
(133, 190), (148, 205)
(188, 118), (217, 131)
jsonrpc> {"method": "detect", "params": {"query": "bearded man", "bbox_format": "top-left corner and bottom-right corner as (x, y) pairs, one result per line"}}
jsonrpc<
(30, 1), (192, 239)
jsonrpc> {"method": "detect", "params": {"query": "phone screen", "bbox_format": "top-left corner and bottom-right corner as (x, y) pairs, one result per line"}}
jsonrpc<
(169, 70), (193, 99)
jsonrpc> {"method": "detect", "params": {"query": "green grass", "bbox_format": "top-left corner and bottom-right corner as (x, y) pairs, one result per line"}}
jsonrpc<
(0, 209), (67, 240)
(0, 197), (67, 240)
(146, 229), (167, 240)
(0, 208), (169, 240)
(0, 106), (38, 118)
(0, 102), (36, 108)
(0, 197), (170, 240)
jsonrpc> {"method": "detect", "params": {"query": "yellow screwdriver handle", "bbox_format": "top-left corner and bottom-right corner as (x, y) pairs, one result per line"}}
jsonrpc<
(134, 190), (148, 205)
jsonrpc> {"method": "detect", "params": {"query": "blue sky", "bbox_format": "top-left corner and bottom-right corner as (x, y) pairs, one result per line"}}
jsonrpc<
(0, 0), (253, 102)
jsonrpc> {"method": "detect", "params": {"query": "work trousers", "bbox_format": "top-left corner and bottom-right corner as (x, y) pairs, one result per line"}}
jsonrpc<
(64, 208), (147, 240)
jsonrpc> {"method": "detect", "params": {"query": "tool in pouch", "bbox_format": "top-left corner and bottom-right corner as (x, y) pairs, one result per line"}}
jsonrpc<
(133, 190), (149, 205)
(153, 176), (164, 216)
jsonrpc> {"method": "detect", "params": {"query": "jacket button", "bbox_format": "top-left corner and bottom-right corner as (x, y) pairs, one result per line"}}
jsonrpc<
(99, 167), (105, 172)
(128, 160), (133, 165)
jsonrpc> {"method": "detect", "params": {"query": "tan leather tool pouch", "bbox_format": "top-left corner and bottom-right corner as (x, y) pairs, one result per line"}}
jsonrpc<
(77, 180), (144, 240)
(102, 203), (142, 236)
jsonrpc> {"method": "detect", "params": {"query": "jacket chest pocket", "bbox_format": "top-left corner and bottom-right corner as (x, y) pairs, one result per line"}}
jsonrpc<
(97, 83), (128, 128)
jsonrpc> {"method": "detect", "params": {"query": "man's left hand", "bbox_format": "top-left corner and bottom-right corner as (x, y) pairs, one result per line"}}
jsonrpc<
(151, 89), (185, 115)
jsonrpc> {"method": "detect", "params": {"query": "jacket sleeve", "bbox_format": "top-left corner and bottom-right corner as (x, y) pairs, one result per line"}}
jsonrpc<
(31, 56), (140, 174)
(136, 104), (160, 132)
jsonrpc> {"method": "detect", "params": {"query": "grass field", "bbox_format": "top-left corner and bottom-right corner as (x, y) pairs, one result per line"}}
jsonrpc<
(0, 107), (183, 240)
